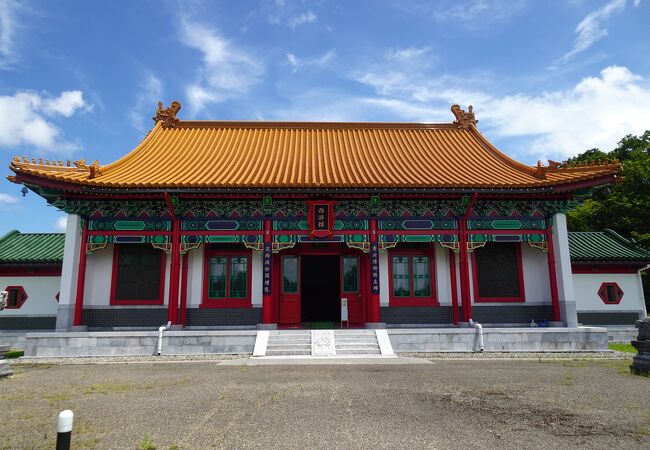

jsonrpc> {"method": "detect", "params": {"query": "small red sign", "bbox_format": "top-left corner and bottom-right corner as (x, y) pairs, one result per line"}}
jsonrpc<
(307, 201), (335, 238)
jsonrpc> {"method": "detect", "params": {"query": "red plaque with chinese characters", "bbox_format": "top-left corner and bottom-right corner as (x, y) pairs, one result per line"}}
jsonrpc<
(307, 201), (335, 238)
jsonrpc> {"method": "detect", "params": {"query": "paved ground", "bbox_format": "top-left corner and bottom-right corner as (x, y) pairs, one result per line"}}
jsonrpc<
(1, 356), (648, 449)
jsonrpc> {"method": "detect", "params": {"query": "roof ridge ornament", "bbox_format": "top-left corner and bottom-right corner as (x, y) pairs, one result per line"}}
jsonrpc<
(451, 104), (478, 130)
(153, 100), (182, 128)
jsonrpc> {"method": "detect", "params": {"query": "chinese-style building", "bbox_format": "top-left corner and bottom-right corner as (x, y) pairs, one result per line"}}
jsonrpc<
(7, 102), (623, 331)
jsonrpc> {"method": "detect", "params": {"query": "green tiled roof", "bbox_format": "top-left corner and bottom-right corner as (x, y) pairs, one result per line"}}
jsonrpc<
(0, 230), (65, 264)
(568, 229), (650, 264)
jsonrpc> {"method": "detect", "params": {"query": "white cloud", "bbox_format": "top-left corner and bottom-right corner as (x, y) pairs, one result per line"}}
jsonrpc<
(485, 65), (650, 159)
(554, 0), (639, 67)
(386, 47), (432, 62)
(0, 90), (90, 151)
(178, 18), (262, 114)
(285, 50), (336, 72)
(128, 72), (163, 132)
(355, 55), (650, 160)
(287, 11), (316, 28)
(54, 216), (67, 232)
(0, 0), (19, 68)
(390, 0), (528, 31)
(0, 193), (18, 205)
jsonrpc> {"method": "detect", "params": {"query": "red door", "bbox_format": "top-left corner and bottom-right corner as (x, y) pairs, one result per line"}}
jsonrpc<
(341, 255), (363, 326)
(279, 255), (300, 326)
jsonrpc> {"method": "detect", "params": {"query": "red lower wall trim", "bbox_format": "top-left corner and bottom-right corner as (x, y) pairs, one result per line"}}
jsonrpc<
(0, 267), (61, 276)
(571, 264), (640, 274)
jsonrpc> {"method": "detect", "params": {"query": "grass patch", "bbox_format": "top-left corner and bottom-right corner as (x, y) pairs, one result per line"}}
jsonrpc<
(138, 433), (156, 450)
(83, 382), (154, 395)
(4, 349), (24, 359)
(44, 392), (71, 404)
(609, 343), (636, 353)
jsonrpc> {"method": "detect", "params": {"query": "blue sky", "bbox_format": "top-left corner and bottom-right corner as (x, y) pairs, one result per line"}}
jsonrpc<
(1, 0), (649, 234)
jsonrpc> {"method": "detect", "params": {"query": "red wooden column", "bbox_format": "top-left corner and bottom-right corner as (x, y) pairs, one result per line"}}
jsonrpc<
(261, 219), (275, 325)
(167, 218), (181, 324)
(368, 218), (381, 324)
(179, 253), (189, 326)
(72, 220), (88, 327)
(458, 193), (478, 323)
(458, 219), (472, 322)
(545, 224), (561, 322)
(449, 251), (459, 325)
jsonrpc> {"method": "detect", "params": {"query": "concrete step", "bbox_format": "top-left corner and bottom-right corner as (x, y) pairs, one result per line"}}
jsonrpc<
(336, 343), (380, 349)
(266, 349), (311, 356)
(267, 338), (311, 344)
(335, 338), (377, 344)
(336, 349), (381, 355)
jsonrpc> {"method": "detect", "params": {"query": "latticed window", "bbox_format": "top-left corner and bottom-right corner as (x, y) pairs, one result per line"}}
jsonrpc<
(473, 243), (523, 302)
(113, 245), (164, 303)
(4, 286), (27, 309)
(282, 256), (299, 293)
(389, 251), (435, 305)
(204, 251), (251, 305)
(209, 257), (227, 298)
(342, 256), (359, 293)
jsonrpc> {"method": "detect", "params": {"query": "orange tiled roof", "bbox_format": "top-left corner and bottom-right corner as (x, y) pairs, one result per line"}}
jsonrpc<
(8, 104), (621, 191)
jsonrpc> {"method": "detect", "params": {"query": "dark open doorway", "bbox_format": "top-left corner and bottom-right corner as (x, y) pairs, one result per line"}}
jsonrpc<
(301, 255), (340, 325)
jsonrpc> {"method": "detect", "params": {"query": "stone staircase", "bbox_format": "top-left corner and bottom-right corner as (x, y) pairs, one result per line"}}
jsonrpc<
(264, 330), (311, 356)
(334, 330), (381, 355)
(253, 329), (394, 357)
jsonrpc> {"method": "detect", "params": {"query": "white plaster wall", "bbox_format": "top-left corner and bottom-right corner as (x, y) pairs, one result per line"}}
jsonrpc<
(573, 273), (646, 314)
(521, 244), (551, 304)
(83, 244), (170, 307)
(379, 252), (389, 307)
(186, 245), (204, 307)
(59, 214), (80, 306)
(83, 245), (113, 306)
(251, 251), (262, 308)
(436, 247), (451, 305)
(0, 276), (60, 316)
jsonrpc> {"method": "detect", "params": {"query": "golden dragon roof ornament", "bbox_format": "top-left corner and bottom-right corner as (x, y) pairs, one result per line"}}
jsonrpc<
(451, 104), (478, 130)
(153, 100), (182, 128)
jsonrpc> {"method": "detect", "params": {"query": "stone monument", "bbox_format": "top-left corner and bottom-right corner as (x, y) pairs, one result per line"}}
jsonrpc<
(630, 316), (650, 375)
(0, 290), (13, 377)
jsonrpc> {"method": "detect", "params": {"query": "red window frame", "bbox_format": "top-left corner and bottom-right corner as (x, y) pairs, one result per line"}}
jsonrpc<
(471, 243), (525, 303)
(598, 282), (624, 305)
(387, 248), (438, 306)
(4, 285), (28, 309)
(110, 244), (167, 306)
(201, 249), (252, 308)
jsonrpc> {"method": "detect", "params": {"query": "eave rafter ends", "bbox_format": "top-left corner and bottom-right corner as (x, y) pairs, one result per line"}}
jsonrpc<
(7, 100), (621, 192)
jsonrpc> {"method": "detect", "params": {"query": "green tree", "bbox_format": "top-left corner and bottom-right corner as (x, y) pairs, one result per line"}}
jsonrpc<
(567, 131), (650, 247)
(566, 132), (650, 308)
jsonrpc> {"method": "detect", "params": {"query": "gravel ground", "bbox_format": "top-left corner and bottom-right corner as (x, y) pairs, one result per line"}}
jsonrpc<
(0, 356), (648, 449)
(400, 351), (631, 359)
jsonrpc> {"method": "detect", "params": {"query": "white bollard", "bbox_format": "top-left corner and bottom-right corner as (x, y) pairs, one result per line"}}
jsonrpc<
(56, 410), (74, 450)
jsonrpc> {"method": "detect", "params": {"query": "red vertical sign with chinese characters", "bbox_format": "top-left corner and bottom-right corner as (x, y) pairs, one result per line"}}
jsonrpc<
(308, 201), (335, 238)
(370, 241), (380, 295)
(263, 242), (272, 295)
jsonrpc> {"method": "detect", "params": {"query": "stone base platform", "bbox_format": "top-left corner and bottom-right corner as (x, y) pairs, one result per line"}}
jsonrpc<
(388, 327), (609, 352)
(23, 330), (257, 358)
(19, 326), (610, 357)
